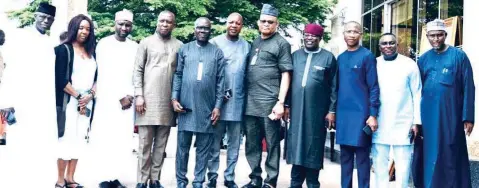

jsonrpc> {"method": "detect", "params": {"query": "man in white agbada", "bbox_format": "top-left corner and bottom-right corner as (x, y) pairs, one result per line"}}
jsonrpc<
(0, 3), (58, 187)
(87, 9), (138, 188)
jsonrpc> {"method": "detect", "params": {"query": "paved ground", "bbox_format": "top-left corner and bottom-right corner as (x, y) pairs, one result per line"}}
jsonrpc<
(74, 129), (393, 188)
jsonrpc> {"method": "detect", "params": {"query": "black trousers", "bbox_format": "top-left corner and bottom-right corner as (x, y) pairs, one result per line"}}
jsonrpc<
(290, 165), (320, 188)
(244, 115), (281, 187)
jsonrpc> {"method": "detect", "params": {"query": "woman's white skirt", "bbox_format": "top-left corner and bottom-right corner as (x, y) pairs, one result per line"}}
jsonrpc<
(57, 98), (91, 160)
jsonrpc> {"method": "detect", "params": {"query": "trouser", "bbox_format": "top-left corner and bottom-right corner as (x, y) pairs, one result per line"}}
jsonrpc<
(290, 165), (320, 188)
(207, 120), (242, 182)
(412, 138), (423, 188)
(176, 131), (214, 187)
(137, 125), (171, 184)
(244, 115), (281, 187)
(372, 143), (413, 188)
(340, 145), (371, 188)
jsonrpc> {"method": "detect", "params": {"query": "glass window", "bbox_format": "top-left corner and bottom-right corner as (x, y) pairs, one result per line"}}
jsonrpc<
(440, 0), (463, 19)
(373, 0), (385, 7)
(362, 13), (372, 50)
(418, 0), (463, 54)
(370, 8), (384, 57)
(392, 0), (418, 59)
(364, 0), (372, 13)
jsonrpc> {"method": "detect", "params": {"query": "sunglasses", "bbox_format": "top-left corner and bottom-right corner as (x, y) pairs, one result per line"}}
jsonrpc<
(259, 20), (275, 25)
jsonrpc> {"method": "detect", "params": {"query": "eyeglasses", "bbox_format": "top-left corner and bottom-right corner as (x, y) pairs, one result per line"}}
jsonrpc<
(379, 41), (396, 46)
(303, 34), (319, 39)
(196, 26), (211, 31)
(259, 20), (275, 25)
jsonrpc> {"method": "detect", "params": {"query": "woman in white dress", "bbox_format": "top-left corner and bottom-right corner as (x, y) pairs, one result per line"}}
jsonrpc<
(54, 14), (97, 188)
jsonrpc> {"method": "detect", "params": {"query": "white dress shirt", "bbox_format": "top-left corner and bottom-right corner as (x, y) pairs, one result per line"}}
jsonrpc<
(373, 54), (422, 145)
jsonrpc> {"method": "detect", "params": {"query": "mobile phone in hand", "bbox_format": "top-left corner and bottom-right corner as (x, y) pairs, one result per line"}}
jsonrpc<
(182, 107), (192, 112)
(225, 89), (232, 99)
(409, 129), (414, 144)
(85, 108), (91, 117)
(363, 125), (372, 136)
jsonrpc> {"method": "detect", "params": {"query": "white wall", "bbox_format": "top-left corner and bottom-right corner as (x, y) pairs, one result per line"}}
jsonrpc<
(463, 0), (479, 140)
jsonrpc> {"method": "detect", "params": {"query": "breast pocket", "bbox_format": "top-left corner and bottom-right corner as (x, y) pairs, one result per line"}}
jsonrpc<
(439, 67), (455, 86)
(258, 49), (277, 62)
(310, 66), (326, 82)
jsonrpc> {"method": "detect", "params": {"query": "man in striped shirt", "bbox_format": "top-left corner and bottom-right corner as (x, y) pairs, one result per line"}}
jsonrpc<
(171, 17), (226, 188)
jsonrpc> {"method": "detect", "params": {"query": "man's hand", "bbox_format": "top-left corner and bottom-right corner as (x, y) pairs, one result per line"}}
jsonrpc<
(79, 106), (86, 115)
(465, 122), (474, 136)
(79, 94), (93, 107)
(211, 108), (220, 125)
(325, 113), (336, 130)
(411, 124), (419, 138)
(135, 96), (146, 115)
(366, 116), (378, 132)
(120, 96), (133, 110)
(172, 99), (185, 113)
(271, 102), (285, 120)
(283, 107), (290, 122)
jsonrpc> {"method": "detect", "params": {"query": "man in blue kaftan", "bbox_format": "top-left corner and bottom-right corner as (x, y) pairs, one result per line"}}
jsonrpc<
(418, 19), (475, 188)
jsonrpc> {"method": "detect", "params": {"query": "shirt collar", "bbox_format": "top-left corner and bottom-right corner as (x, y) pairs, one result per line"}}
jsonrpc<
(304, 48), (321, 54)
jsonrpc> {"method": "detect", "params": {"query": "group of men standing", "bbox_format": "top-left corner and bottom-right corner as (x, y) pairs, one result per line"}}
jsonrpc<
(0, 2), (476, 188)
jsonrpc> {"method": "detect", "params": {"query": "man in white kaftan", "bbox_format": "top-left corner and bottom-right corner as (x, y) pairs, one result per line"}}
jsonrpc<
(0, 3), (58, 187)
(86, 9), (138, 188)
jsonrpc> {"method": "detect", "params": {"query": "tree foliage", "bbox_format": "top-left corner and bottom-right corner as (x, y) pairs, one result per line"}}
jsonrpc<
(8, 0), (336, 43)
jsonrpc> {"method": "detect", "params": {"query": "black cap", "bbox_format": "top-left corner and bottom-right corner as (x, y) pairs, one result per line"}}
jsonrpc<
(37, 2), (56, 17)
(261, 4), (279, 17)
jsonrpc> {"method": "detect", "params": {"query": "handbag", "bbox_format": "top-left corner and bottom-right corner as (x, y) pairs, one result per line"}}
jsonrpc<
(57, 44), (71, 138)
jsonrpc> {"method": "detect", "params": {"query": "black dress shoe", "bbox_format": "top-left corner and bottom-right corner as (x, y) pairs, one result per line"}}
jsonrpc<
(224, 181), (238, 188)
(111, 179), (127, 188)
(261, 184), (274, 188)
(241, 181), (262, 188)
(98, 181), (111, 188)
(136, 183), (147, 188)
(149, 180), (164, 188)
(207, 179), (217, 188)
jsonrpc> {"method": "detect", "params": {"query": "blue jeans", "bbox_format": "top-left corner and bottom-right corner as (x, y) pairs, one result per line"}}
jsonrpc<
(372, 143), (413, 188)
(176, 131), (214, 187)
(207, 121), (242, 182)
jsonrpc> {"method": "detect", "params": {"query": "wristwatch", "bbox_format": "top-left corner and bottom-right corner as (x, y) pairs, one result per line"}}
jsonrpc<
(76, 93), (82, 100)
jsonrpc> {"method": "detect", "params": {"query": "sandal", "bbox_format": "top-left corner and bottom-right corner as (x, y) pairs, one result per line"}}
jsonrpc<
(55, 179), (66, 188)
(66, 181), (84, 188)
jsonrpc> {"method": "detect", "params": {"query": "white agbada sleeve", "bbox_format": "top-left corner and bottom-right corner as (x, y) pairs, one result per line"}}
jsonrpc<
(408, 60), (422, 125)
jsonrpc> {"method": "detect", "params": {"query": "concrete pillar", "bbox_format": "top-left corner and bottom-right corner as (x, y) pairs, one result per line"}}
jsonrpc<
(463, 0), (479, 160)
(463, 1), (479, 186)
(50, 0), (88, 42)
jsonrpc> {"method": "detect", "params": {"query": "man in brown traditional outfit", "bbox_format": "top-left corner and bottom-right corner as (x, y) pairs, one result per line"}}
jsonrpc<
(133, 10), (183, 188)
